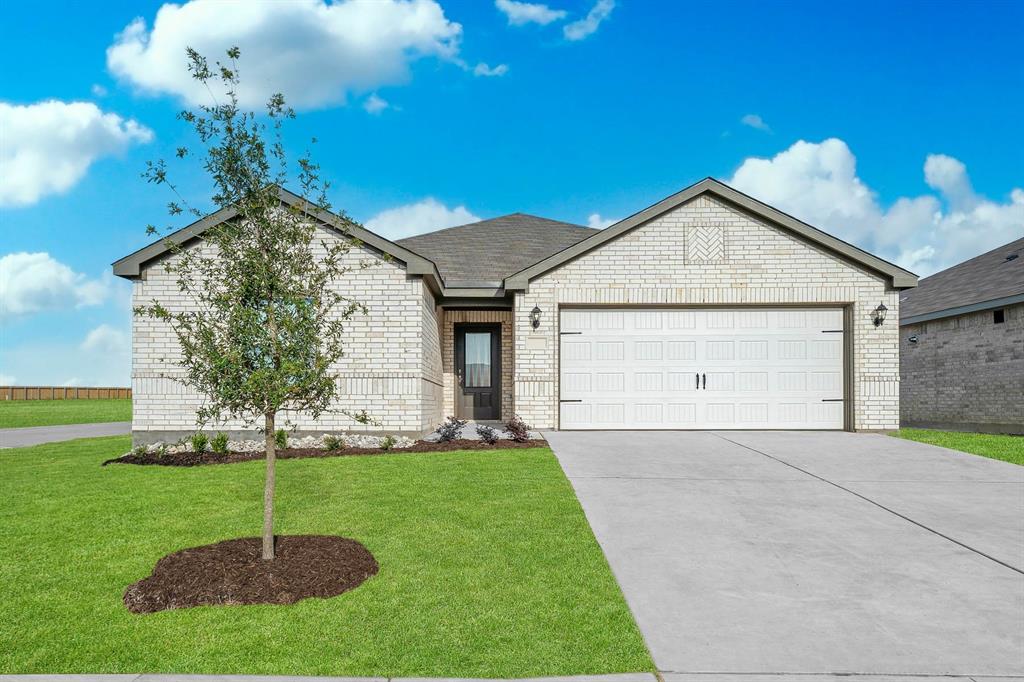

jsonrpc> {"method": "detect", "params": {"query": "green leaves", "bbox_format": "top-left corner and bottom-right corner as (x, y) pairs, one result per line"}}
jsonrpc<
(135, 47), (368, 430)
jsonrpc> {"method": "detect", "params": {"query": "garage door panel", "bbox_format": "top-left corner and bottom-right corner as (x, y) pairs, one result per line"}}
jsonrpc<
(560, 308), (845, 430)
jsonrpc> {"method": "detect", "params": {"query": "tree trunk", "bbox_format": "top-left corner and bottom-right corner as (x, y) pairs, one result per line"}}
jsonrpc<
(262, 411), (276, 560)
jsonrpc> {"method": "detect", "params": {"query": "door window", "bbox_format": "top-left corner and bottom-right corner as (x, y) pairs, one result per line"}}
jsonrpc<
(464, 332), (491, 387)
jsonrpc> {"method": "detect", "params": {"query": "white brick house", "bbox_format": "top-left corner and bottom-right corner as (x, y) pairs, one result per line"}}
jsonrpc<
(114, 179), (917, 442)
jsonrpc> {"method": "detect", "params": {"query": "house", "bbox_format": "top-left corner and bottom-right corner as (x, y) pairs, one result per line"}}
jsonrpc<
(113, 178), (917, 443)
(899, 237), (1024, 434)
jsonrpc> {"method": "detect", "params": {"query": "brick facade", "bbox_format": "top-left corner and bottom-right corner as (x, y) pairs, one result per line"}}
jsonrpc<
(131, 193), (906, 439)
(513, 194), (901, 431)
(131, 223), (441, 443)
(900, 303), (1024, 434)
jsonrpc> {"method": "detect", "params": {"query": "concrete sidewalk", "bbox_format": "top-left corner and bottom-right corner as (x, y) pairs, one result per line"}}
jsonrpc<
(0, 421), (131, 448)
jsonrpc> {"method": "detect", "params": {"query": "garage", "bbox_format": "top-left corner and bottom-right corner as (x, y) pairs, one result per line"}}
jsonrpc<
(559, 307), (846, 430)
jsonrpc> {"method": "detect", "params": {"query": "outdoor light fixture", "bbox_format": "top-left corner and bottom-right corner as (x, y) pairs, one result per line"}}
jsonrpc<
(872, 302), (888, 327)
(530, 305), (542, 329)
(908, 335), (919, 344)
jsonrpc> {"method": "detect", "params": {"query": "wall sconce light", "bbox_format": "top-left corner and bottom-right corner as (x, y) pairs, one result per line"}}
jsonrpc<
(908, 334), (919, 344)
(530, 305), (542, 329)
(872, 302), (888, 327)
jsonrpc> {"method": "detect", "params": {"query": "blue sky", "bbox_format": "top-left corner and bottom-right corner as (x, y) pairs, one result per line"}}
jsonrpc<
(1, 0), (1022, 386)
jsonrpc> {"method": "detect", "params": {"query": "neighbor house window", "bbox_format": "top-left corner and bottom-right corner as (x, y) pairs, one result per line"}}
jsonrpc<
(993, 309), (1005, 324)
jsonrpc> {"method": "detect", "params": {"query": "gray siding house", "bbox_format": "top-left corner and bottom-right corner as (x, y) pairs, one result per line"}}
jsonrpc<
(114, 178), (917, 443)
(900, 237), (1024, 434)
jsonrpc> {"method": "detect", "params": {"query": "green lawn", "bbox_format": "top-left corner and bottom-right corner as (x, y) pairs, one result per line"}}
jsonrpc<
(0, 399), (132, 429)
(892, 428), (1024, 466)
(0, 436), (651, 676)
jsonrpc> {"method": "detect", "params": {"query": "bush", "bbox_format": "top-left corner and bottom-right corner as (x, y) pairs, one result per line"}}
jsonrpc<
(476, 423), (499, 445)
(275, 428), (288, 449)
(323, 435), (342, 451)
(132, 444), (147, 456)
(380, 434), (396, 451)
(210, 432), (229, 455)
(156, 443), (169, 457)
(505, 415), (531, 443)
(436, 416), (468, 442)
(190, 432), (209, 453)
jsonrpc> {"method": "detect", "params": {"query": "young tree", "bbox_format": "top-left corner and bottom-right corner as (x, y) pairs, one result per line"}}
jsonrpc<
(137, 47), (370, 559)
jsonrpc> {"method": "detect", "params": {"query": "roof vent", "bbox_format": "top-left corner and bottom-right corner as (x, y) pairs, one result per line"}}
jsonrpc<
(1006, 253), (1019, 262)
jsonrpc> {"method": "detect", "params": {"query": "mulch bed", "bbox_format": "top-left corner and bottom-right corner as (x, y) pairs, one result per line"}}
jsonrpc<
(103, 438), (546, 467)
(124, 535), (378, 614)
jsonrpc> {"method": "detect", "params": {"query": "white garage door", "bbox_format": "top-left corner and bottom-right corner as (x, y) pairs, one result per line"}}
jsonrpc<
(559, 308), (845, 430)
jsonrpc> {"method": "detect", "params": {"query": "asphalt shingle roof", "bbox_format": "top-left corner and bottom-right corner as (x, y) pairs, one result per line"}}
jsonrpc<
(900, 237), (1024, 321)
(396, 213), (599, 286)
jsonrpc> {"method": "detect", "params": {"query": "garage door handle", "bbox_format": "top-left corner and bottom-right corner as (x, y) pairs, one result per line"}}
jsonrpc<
(696, 373), (700, 389)
(702, 373), (706, 390)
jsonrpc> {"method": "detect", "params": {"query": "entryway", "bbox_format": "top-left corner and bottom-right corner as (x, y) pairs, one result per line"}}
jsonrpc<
(455, 322), (502, 420)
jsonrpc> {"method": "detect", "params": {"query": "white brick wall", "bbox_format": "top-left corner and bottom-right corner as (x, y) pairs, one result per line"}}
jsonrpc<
(132, 223), (438, 438)
(513, 194), (901, 431)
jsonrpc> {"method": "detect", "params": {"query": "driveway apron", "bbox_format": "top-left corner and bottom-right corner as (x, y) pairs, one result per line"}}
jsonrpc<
(544, 430), (1024, 676)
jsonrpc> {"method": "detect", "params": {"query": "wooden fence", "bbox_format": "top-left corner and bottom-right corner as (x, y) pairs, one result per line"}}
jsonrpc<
(1, 386), (132, 401)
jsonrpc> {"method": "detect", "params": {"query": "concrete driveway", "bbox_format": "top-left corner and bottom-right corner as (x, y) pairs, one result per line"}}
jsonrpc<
(545, 430), (1024, 677)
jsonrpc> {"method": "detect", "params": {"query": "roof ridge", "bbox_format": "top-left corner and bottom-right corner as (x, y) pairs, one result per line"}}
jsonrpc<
(395, 212), (593, 243)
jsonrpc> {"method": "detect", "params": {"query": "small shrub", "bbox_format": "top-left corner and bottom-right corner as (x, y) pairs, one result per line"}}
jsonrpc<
(380, 434), (396, 451)
(505, 415), (531, 443)
(476, 423), (499, 445)
(323, 435), (342, 451)
(190, 432), (209, 453)
(132, 444), (147, 456)
(274, 428), (288, 449)
(436, 416), (467, 442)
(156, 443), (169, 457)
(210, 432), (229, 455)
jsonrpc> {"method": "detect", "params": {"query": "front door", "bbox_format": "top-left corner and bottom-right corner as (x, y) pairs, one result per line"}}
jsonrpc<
(455, 323), (501, 420)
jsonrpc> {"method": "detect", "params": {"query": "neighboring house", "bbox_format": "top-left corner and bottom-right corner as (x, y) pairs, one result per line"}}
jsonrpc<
(899, 238), (1024, 434)
(113, 178), (917, 443)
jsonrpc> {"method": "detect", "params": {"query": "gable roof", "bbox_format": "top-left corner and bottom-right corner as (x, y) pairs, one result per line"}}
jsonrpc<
(396, 214), (597, 287)
(900, 236), (1024, 324)
(112, 185), (444, 288)
(504, 177), (919, 290)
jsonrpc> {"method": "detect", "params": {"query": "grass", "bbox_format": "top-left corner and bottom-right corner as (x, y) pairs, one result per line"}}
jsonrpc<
(0, 436), (652, 676)
(0, 399), (132, 429)
(892, 428), (1024, 466)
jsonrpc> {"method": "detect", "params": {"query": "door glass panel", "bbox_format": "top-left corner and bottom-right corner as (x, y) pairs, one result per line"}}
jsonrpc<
(465, 332), (491, 387)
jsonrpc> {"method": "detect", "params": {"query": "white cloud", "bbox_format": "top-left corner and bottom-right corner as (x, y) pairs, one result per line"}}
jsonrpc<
(0, 252), (110, 319)
(587, 213), (618, 229)
(728, 138), (1024, 276)
(740, 113), (771, 132)
(495, 0), (567, 25)
(0, 374), (15, 385)
(81, 324), (130, 354)
(473, 62), (509, 77)
(365, 198), (480, 239)
(363, 94), (390, 114)
(107, 0), (463, 110)
(0, 100), (152, 207)
(564, 0), (615, 41)
(91, 84), (108, 97)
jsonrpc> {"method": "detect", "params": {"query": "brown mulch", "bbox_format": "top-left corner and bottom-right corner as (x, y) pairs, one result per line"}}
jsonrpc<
(124, 535), (378, 614)
(103, 438), (546, 467)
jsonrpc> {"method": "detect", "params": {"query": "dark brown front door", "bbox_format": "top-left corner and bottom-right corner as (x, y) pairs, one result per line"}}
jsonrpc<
(455, 323), (501, 420)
